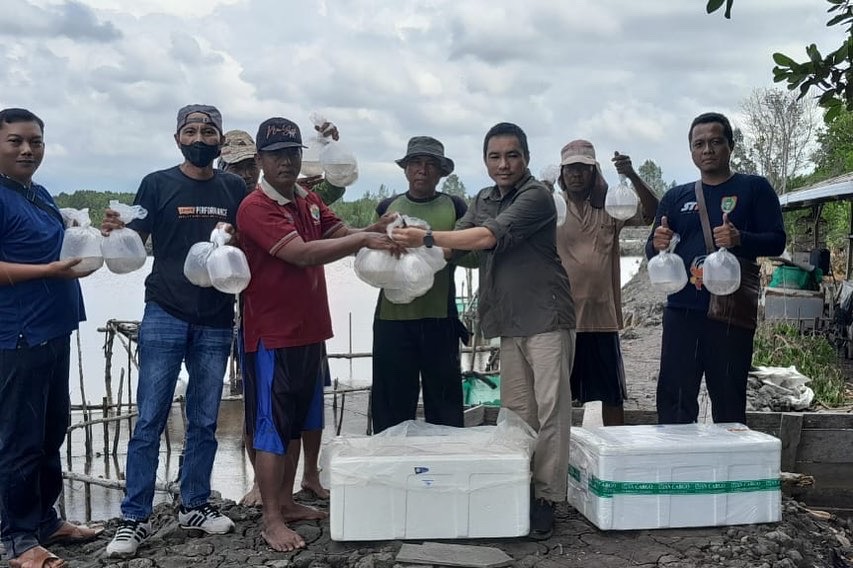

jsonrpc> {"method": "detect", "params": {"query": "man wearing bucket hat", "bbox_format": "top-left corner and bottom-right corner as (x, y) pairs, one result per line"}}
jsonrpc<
(555, 140), (658, 427)
(370, 136), (472, 433)
(237, 117), (402, 552)
(102, 104), (246, 558)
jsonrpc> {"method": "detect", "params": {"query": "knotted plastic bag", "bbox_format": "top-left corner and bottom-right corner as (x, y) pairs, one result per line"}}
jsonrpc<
(604, 175), (639, 221)
(320, 134), (359, 187)
(648, 234), (687, 294)
(101, 200), (148, 274)
(354, 215), (446, 304)
(703, 247), (741, 296)
(59, 208), (104, 273)
(540, 164), (567, 226)
(206, 227), (251, 294)
(183, 242), (215, 287)
(300, 112), (328, 177)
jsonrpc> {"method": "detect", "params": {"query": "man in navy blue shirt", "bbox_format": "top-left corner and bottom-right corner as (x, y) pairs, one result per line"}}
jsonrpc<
(645, 112), (786, 424)
(0, 108), (101, 568)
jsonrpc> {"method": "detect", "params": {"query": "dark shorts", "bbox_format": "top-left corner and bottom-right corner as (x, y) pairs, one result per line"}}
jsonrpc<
(244, 340), (324, 455)
(570, 332), (627, 406)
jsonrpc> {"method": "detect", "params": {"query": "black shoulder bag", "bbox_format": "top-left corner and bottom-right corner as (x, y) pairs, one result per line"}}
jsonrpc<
(694, 180), (760, 330)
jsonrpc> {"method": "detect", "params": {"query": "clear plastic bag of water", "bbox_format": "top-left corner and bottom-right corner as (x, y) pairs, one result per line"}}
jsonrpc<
(101, 200), (148, 274)
(355, 215), (446, 303)
(320, 138), (358, 187)
(539, 164), (567, 227)
(604, 174), (639, 221)
(184, 242), (215, 287)
(300, 112), (328, 177)
(206, 227), (251, 294)
(648, 233), (687, 294)
(59, 208), (104, 273)
(703, 247), (741, 296)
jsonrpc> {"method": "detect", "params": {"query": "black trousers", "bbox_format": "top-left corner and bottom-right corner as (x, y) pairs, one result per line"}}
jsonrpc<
(371, 318), (464, 433)
(0, 335), (70, 558)
(657, 307), (755, 424)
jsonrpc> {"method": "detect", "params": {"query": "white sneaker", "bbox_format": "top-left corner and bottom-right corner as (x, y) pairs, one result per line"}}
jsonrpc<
(178, 503), (235, 534)
(105, 519), (152, 558)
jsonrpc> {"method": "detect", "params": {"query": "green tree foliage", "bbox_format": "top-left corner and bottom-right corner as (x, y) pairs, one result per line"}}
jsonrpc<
(637, 159), (667, 197)
(441, 174), (467, 197)
(330, 184), (397, 226)
(707, 0), (853, 122)
(53, 190), (137, 224)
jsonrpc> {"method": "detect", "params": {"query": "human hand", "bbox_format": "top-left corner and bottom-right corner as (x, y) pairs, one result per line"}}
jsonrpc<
(612, 152), (636, 177)
(391, 227), (427, 248)
(316, 121), (340, 141)
(653, 216), (674, 251)
(47, 258), (97, 279)
(713, 213), (741, 248)
(369, 212), (400, 234)
(363, 233), (406, 257)
(298, 174), (324, 190)
(100, 209), (124, 236)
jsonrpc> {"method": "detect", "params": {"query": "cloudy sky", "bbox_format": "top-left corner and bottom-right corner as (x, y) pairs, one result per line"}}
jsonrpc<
(1, 0), (842, 199)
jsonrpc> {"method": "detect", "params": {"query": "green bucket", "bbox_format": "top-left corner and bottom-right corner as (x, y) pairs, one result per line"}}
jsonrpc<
(462, 373), (501, 406)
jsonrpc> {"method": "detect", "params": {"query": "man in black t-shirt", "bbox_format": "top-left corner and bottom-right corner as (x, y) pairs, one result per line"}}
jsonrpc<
(102, 105), (246, 558)
(646, 112), (786, 425)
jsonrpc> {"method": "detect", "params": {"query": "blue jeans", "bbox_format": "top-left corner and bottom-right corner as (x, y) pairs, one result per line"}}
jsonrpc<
(121, 302), (232, 521)
(0, 335), (70, 559)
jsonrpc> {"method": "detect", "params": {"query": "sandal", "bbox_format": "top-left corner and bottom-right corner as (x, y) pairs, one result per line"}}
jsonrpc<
(8, 546), (68, 568)
(43, 521), (104, 546)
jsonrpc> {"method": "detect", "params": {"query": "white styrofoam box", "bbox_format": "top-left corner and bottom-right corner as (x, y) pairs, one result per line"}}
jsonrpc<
(568, 423), (781, 530)
(327, 417), (535, 541)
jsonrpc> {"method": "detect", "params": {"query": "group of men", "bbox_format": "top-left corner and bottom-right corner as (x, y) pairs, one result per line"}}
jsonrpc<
(0, 103), (785, 566)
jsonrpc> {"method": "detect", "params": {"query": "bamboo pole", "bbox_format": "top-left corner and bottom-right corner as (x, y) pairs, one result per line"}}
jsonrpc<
(68, 410), (139, 432)
(75, 331), (92, 459)
(112, 369), (125, 457)
(104, 323), (115, 408)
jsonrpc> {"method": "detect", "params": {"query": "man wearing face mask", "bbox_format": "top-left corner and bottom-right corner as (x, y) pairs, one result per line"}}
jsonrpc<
(101, 105), (246, 558)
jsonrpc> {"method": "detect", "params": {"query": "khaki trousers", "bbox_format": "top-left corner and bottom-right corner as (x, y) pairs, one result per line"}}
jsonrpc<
(500, 329), (575, 502)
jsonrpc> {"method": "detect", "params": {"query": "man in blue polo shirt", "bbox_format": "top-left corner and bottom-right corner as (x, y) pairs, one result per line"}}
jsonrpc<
(0, 108), (101, 568)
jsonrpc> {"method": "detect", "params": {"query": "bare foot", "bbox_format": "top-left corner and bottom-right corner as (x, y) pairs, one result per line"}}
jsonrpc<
(281, 501), (328, 522)
(240, 482), (263, 507)
(261, 519), (305, 552)
(300, 476), (330, 499)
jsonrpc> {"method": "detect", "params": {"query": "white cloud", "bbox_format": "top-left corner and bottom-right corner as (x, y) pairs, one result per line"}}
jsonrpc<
(1, 0), (843, 196)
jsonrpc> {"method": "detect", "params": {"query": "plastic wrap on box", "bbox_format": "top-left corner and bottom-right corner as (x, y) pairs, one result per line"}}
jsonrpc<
(324, 410), (535, 541)
(567, 423), (781, 530)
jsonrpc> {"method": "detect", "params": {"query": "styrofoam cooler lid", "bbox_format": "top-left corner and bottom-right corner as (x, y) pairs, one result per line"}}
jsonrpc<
(572, 423), (781, 456)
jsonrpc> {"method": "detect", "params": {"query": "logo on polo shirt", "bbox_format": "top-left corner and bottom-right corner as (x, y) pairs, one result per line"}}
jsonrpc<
(309, 203), (320, 224)
(721, 196), (738, 214)
(681, 201), (698, 213)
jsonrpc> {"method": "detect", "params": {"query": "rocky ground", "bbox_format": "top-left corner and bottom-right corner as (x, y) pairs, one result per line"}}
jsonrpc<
(24, 253), (853, 568)
(42, 493), (853, 568)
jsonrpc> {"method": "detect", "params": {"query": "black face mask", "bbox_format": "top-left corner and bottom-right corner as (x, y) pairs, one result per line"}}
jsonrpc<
(180, 142), (221, 168)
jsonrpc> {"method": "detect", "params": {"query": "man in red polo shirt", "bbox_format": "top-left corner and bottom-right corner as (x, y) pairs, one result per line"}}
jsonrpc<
(237, 117), (400, 552)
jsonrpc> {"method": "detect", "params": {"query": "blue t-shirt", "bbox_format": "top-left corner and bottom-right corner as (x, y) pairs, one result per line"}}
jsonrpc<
(645, 173), (786, 312)
(0, 181), (86, 348)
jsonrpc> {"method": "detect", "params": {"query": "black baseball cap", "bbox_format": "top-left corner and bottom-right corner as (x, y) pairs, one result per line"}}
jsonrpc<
(256, 117), (307, 152)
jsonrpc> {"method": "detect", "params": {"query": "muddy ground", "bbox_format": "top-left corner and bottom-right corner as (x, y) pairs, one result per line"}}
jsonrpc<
(15, 255), (853, 567)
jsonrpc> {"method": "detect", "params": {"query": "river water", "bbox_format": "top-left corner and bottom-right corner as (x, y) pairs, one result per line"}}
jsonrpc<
(61, 255), (642, 522)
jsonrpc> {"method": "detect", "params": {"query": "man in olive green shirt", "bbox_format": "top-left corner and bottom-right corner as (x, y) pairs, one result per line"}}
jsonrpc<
(371, 136), (470, 433)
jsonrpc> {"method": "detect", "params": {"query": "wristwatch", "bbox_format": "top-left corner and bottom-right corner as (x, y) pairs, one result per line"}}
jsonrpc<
(423, 230), (435, 248)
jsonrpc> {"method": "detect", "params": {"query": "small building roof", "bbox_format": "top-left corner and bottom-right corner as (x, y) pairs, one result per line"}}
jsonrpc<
(779, 172), (853, 211)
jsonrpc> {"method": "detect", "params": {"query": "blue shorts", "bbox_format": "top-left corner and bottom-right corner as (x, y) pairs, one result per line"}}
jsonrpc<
(243, 340), (324, 455)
